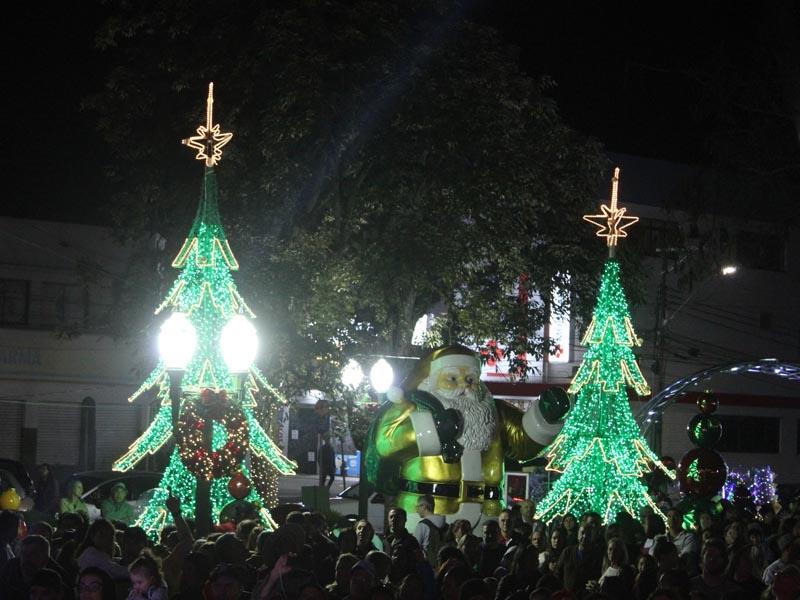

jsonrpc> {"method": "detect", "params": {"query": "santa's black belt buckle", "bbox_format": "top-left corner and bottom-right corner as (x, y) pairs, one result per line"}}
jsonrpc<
(401, 479), (459, 498)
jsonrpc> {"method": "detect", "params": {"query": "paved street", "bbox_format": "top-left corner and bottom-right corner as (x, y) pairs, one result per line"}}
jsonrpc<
(276, 472), (360, 503)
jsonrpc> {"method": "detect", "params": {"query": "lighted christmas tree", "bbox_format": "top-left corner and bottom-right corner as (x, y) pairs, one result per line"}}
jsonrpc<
(113, 84), (295, 538)
(535, 168), (673, 524)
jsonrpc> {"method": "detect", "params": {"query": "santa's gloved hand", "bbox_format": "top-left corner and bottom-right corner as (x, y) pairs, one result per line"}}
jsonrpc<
(434, 408), (463, 442)
(440, 440), (463, 464)
(539, 387), (571, 423)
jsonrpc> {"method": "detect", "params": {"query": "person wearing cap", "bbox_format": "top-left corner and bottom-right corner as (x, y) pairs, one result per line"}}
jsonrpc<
(364, 345), (569, 524)
(100, 482), (134, 525)
(348, 560), (377, 600)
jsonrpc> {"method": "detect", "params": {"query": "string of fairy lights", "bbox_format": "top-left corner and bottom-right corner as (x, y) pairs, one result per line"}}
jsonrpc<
(535, 169), (674, 525)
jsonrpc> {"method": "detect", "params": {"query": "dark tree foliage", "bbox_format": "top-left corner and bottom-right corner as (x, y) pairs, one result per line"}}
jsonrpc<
(86, 0), (617, 396)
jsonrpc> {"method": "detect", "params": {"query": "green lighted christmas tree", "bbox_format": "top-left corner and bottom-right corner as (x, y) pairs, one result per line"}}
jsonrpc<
(535, 168), (673, 524)
(113, 83), (295, 538)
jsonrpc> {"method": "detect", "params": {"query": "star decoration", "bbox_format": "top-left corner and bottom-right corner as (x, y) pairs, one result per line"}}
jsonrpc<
(182, 82), (233, 166)
(583, 167), (639, 247)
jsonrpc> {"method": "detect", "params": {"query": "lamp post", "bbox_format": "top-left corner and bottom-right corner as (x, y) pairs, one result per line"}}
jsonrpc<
(358, 358), (393, 517)
(158, 313), (197, 430)
(651, 260), (738, 452)
(340, 360), (364, 491)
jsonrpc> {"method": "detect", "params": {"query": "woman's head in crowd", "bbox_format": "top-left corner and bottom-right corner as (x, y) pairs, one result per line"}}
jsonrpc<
(76, 566), (116, 600)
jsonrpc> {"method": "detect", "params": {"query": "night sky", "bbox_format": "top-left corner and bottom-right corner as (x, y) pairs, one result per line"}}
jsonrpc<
(6, 2), (798, 224)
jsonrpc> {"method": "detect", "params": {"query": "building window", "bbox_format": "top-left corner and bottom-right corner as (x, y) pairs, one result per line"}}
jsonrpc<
(0, 279), (30, 327)
(40, 282), (88, 327)
(735, 230), (786, 272)
(717, 415), (779, 453)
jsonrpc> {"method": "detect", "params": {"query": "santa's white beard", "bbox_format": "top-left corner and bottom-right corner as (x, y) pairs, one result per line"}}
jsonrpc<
(434, 386), (497, 452)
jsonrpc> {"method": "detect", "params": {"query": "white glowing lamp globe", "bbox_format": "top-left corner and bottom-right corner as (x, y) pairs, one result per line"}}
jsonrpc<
(159, 312), (197, 370)
(221, 315), (259, 373)
(341, 359), (364, 390)
(369, 358), (394, 394)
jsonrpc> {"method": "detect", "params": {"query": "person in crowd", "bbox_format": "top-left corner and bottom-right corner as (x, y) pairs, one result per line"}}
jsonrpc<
(763, 538), (800, 586)
(59, 480), (89, 522)
(0, 510), (19, 572)
(33, 464), (60, 516)
(75, 519), (129, 580)
(458, 577), (492, 600)
(633, 554), (658, 600)
(28, 567), (64, 600)
(317, 434), (337, 489)
(172, 551), (211, 600)
(206, 563), (247, 600)
(385, 507), (421, 581)
(0, 534), (67, 599)
(769, 564), (800, 600)
(476, 520), (505, 578)
(555, 523), (603, 594)
(651, 536), (679, 577)
(120, 527), (149, 567)
(495, 543), (540, 598)
(447, 519), (471, 549)
(346, 559), (377, 600)
(441, 563), (473, 600)
(664, 508), (698, 571)
(326, 552), (359, 600)
(29, 522), (54, 544)
(539, 526), (565, 575)
(307, 512), (338, 585)
(497, 510), (512, 544)
(561, 513), (578, 546)
(458, 534), (482, 573)
(689, 537), (740, 598)
(594, 536), (635, 597)
(726, 545), (765, 597)
(519, 500), (536, 525)
(126, 552), (167, 600)
(414, 494), (446, 564)
(337, 527), (357, 555)
(76, 566), (117, 600)
(642, 512), (666, 555)
(99, 482), (134, 525)
(354, 520), (377, 559)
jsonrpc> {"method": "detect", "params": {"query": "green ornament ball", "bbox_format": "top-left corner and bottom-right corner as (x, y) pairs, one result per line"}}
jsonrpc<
(687, 413), (723, 448)
(697, 391), (718, 414)
(539, 387), (571, 423)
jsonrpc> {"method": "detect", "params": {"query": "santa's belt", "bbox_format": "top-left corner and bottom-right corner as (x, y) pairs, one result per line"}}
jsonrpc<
(401, 479), (501, 500)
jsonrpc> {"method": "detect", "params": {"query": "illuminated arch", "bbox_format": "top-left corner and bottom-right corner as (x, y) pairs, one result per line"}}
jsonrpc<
(636, 359), (800, 434)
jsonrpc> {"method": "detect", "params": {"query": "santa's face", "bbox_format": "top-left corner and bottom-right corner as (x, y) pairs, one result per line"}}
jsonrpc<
(420, 356), (496, 452)
(432, 365), (480, 405)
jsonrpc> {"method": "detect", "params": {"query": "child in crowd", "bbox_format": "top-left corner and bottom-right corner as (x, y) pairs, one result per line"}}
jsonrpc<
(126, 552), (168, 600)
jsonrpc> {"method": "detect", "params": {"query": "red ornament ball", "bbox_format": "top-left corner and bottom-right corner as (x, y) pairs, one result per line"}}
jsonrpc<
(697, 391), (718, 414)
(228, 471), (251, 500)
(677, 447), (727, 498)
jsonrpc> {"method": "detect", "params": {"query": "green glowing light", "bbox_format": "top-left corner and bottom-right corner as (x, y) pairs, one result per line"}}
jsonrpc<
(535, 260), (674, 525)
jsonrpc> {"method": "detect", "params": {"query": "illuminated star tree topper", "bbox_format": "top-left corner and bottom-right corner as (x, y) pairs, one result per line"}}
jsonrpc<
(583, 167), (639, 255)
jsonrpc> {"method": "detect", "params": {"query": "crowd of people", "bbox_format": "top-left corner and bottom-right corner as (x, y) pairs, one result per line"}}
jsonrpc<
(2, 482), (800, 600)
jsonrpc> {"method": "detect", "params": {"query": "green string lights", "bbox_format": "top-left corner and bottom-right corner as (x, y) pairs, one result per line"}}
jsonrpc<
(535, 261), (673, 524)
(536, 171), (672, 525)
(114, 84), (295, 539)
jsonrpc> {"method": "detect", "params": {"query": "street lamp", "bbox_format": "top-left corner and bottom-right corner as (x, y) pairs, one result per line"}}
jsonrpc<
(341, 359), (364, 390)
(221, 315), (259, 373)
(369, 358), (394, 394)
(159, 312), (197, 429)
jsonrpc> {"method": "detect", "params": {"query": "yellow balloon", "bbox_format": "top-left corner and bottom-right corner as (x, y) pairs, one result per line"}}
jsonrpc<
(0, 489), (21, 511)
